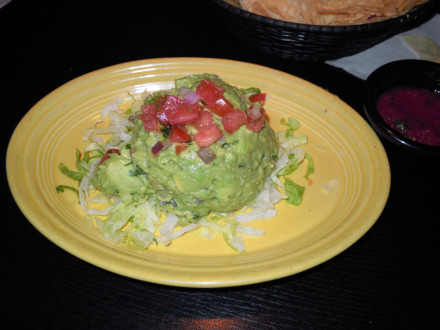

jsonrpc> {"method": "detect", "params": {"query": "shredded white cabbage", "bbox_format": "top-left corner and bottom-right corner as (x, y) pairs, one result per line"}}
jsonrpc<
(234, 179), (281, 222)
(321, 178), (341, 194)
(158, 214), (179, 246)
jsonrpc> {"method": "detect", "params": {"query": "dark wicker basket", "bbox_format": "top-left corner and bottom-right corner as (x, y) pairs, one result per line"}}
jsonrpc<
(210, 0), (438, 61)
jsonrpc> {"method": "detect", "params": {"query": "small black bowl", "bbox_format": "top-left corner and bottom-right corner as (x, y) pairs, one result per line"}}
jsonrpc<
(363, 59), (440, 156)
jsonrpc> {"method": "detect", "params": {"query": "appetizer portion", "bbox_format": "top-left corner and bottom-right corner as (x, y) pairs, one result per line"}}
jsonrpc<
(57, 74), (313, 251)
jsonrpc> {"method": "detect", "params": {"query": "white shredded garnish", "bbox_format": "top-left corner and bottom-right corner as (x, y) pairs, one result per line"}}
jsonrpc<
(158, 214), (179, 246)
(85, 204), (119, 216)
(100, 96), (124, 119)
(227, 234), (245, 253)
(198, 227), (215, 239)
(82, 160), (106, 202)
(321, 179), (341, 194)
(198, 219), (224, 232)
(236, 224), (266, 236)
(235, 178), (281, 222)
(156, 221), (201, 244)
(169, 223), (201, 240)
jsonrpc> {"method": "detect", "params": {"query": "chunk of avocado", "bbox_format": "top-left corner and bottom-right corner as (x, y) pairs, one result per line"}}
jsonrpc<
(92, 156), (147, 197)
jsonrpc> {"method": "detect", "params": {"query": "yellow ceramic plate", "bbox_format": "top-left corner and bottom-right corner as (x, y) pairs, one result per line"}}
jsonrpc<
(6, 58), (390, 287)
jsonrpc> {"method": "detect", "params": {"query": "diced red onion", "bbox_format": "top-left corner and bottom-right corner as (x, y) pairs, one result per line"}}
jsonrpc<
(128, 113), (137, 122)
(183, 91), (199, 105)
(197, 147), (216, 164)
(161, 140), (172, 151)
(177, 86), (193, 97)
(151, 141), (163, 155)
(248, 105), (262, 120)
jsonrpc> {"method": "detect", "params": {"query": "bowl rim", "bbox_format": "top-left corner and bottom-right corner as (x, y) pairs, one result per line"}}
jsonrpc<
(211, 0), (437, 32)
(363, 59), (440, 155)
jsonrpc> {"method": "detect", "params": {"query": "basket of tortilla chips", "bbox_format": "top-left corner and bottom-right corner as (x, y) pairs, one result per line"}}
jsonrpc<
(210, 0), (437, 61)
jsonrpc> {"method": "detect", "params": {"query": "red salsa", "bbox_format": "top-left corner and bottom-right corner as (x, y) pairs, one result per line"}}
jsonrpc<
(376, 86), (440, 146)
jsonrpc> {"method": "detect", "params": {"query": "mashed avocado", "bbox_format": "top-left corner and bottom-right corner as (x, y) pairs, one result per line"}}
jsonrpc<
(92, 74), (278, 222)
(175, 73), (250, 112)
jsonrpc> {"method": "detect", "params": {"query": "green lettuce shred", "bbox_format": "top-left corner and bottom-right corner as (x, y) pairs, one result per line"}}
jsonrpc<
(222, 222), (244, 253)
(55, 185), (79, 196)
(240, 87), (261, 96)
(284, 178), (305, 206)
(280, 117), (300, 137)
(304, 153), (315, 179)
(58, 163), (83, 182)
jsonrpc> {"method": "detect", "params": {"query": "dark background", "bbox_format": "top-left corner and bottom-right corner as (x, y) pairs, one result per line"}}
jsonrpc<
(2, 0), (439, 329)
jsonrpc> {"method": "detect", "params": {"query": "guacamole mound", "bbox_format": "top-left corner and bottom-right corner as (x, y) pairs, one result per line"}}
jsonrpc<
(92, 74), (278, 221)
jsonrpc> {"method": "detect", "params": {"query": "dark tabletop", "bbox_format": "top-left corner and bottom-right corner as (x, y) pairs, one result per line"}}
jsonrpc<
(2, 1), (439, 329)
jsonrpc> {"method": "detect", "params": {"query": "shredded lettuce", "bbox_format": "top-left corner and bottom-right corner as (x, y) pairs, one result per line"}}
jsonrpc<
(127, 229), (156, 250)
(284, 178), (306, 206)
(240, 87), (261, 96)
(304, 153), (315, 179)
(55, 185), (79, 196)
(98, 200), (161, 249)
(277, 154), (299, 176)
(223, 222), (244, 253)
(280, 117), (300, 134)
(58, 163), (83, 182)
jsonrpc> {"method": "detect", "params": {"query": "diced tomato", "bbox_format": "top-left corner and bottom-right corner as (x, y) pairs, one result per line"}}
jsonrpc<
(196, 79), (234, 117)
(167, 103), (201, 126)
(246, 107), (266, 132)
(137, 103), (161, 132)
(169, 126), (192, 143)
(193, 124), (223, 147)
(156, 94), (184, 125)
(141, 103), (158, 115)
(175, 144), (189, 155)
(138, 114), (161, 132)
(205, 97), (234, 117)
(100, 148), (120, 164)
(221, 109), (247, 134)
(196, 79), (225, 104)
(151, 94), (166, 109)
(156, 94), (201, 126)
(249, 93), (267, 106)
(194, 110), (215, 130)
